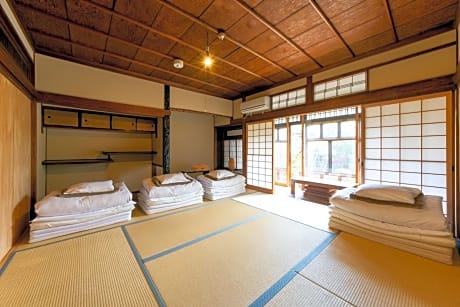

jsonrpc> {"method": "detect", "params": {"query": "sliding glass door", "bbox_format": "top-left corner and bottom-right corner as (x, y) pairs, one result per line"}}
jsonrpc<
(246, 120), (273, 192)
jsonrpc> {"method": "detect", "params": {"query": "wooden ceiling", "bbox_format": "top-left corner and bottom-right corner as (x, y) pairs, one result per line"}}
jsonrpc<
(12, 0), (458, 100)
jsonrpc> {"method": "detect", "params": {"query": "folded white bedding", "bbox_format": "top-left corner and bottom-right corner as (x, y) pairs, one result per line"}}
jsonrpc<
(196, 174), (246, 188)
(142, 177), (203, 199)
(30, 202), (135, 231)
(329, 207), (455, 247)
(35, 182), (133, 217)
(139, 189), (203, 205)
(203, 185), (246, 200)
(29, 211), (132, 243)
(138, 194), (202, 214)
(329, 218), (454, 265)
(330, 188), (448, 231)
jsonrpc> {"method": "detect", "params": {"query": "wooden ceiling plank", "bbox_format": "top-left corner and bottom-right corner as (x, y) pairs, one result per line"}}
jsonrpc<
(20, 3), (247, 87)
(80, 0), (273, 83)
(308, 0), (355, 57)
(151, 0), (295, 76)
(383, 0), (398, 42)
(232, 0), (323, 68)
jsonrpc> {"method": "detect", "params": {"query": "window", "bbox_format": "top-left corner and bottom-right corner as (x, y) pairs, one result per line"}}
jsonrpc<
(272, 88), (306, 110)
(314, 72), (366, 102)
(304, 108), (358, 181)
(223, 139), (243, 170)
(216, 126), (242, 170)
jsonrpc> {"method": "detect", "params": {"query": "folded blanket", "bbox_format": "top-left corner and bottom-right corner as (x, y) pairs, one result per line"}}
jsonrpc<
(35, 182), (133, 217)
(330, 187), (448, 231)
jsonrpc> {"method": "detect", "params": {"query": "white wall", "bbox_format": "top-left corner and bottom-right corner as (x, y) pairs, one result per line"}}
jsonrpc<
(35, 54), (164, 108)
(170, 111), (214, 173)
(171, 86), (232, 116)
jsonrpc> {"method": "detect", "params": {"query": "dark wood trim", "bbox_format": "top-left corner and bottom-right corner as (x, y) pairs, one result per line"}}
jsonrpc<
(309, 0), (355, 57)
(0, 10), (35, 98)
(306, 76), (313, 104)
(233, 0), (322, 69)
(242, 76), (455, 122)
(383, 0), (398, 43)
(36, 91), (170, 118)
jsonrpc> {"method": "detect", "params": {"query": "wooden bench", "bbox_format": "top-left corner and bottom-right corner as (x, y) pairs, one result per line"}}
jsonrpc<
(290, 176), (356, 205)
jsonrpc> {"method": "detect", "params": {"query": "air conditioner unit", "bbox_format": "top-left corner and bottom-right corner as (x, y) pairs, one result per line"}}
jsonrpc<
(240, 96), (270, 114)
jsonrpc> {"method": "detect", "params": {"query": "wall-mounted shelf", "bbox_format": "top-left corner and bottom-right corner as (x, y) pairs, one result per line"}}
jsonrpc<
(42, 158), (113, 165)
(102, 150), (157, 160)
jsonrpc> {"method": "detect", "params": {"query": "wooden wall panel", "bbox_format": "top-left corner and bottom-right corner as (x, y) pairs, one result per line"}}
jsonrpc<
(0, 72), (31, 262)
(0, 73), (14, 261)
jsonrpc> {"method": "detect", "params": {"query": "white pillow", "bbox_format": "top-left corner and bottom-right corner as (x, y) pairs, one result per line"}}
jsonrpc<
(155, 173), (190, 185)
(354, 184), (421, 204)
(63, 180), (114, 194)
(206, 169), (235, 180)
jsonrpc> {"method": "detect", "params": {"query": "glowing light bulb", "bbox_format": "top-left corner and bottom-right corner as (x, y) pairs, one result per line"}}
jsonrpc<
(204, 55), (213, 67)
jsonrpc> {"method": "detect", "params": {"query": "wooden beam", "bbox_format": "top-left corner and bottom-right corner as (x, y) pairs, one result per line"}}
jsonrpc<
(232, 0), (322, 68)
(308, 0), (355, 57)
(153, 0), (296, 77)
(242, 76), (455, 122)
(80, 0), (273, 84)
(36, 91), (171, 118)
(383, 0), (398, 43)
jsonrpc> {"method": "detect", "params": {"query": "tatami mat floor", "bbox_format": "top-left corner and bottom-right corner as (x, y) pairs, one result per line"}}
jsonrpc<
(2, 189), (460, 306)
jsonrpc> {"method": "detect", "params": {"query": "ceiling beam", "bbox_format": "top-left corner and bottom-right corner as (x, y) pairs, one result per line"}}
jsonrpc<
(29, 29), (240, 95)
(383, 0), (399, 43)
(308, 0), (355, 57)
(232, 0), (323, 68)
(15, 3), (248, 88)
(81, 0), (274, 84)
(153, 0), (296, 77)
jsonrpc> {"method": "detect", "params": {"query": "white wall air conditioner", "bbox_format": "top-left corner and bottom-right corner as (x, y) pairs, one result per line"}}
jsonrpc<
(240, 96), (270, 115)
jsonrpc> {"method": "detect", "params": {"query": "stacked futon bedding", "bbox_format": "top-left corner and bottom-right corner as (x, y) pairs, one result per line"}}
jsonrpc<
(329, 184), (456, 265)
(196, 169), (246, 200)
(30, 180), (135, 243)
(138, 172), (203, 214)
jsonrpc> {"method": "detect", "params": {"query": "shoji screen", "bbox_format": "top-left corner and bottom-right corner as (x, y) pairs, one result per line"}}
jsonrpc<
(363, 95), (451, 213)
(246, 121), (273, 190)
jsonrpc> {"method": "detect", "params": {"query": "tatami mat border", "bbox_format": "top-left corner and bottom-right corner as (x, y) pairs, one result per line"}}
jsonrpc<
(121, 226), (166, 307)
(250, 233), (338, 306)
(141, 212), (268, 262)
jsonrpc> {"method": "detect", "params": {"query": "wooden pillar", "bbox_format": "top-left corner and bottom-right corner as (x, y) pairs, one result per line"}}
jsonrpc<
(163, 85), (170, 174)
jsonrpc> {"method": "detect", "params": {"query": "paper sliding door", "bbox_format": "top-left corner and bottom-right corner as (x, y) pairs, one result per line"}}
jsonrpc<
(246, 120), (274, 193)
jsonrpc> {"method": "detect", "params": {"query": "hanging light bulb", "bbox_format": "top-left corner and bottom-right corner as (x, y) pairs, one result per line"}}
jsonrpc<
(203, 31), (213, 68)
(203, 45), (212, 68)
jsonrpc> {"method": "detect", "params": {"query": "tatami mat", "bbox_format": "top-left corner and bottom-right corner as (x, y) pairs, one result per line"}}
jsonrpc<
(300, 232), (460, 307)
(266, 275), (351, 307)
(125, 199), (263, 258)
(145, 214), (334, 306)
(234, 192), (332, 232)
(0, 228), (158, 307)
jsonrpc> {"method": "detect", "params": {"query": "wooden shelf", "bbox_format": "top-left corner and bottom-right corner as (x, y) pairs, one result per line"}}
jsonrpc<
(42, 158), (113, 165)
(102, 151), (157, 155)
